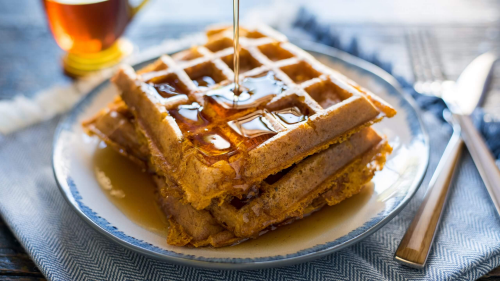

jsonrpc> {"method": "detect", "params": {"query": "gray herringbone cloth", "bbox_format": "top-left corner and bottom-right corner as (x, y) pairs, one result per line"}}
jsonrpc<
(1, 111), (500, 280)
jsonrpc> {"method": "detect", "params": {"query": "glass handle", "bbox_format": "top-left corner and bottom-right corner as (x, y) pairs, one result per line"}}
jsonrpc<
(129, 0), (150, 19)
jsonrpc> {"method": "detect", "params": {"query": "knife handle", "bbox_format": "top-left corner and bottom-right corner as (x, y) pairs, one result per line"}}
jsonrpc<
(394, 131), (463, 268)
(455, 114), (500, 215)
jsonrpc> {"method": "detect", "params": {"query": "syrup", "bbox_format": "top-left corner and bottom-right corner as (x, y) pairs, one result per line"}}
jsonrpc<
(168, 102), (209, 132)
(93, 143), (168, 236)
(272, 106), (308, 126)
(206, 71), (287, 111)
(149, 75), (189, 98)
(153, 83), (182, 98)
(43, 0), (129, 54)
(228, 110), (278, 138)
(190, 128), (235, 157)
(201, 133), (231, 150)
(192, 76), (216, 89)
(233, 0), (241, 95)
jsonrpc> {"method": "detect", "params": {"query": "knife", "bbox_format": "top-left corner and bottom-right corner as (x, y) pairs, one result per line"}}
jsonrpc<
(395, 51), (498, 268)
(443, 52), (500, 213)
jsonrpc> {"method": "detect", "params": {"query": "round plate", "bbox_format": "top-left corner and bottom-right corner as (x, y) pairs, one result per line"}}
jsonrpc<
(52, 39), (429, 269)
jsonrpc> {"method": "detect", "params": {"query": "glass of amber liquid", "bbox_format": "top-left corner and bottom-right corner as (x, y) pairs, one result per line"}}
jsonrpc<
(42, 0), (149, 77)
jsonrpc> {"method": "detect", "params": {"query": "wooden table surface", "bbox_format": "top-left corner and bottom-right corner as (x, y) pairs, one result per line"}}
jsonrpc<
(0, 217), (44, 280)
(2, 1), (500, 280)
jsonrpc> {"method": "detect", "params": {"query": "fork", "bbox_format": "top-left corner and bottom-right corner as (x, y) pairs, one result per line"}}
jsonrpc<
(394, 29), (465, 268)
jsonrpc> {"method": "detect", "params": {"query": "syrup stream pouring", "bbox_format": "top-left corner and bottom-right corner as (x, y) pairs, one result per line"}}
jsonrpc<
(233, 0), (240, 101)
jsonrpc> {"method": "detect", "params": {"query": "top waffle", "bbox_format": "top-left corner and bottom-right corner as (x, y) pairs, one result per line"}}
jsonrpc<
(112, 24), (396, 210)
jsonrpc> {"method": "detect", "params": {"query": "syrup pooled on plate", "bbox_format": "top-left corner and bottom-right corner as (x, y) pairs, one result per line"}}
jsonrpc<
(93, 143), (168, 236)
(206, 71), (287, 111)
(272, 106), (308, 126)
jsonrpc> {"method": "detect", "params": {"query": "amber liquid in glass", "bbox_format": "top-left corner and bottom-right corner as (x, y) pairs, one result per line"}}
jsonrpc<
(43, 0), (130, 54)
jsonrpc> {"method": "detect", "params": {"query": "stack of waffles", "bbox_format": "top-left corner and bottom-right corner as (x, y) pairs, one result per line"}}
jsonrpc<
(83, 25), (396, 247)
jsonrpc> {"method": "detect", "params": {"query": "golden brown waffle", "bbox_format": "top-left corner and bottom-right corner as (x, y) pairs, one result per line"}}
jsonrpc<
(82, 98), (149, 168)
(83, 101), (391, 247)
(156, 134), (388, 247)
(112, 25), (396, 210)
(208, 128), (389, 238)
(86, 24), (397, 246)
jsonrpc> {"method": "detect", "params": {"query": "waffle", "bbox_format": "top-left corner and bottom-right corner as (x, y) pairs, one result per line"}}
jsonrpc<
(83, 98), (149, 167)
(112, 25), (396, 210)
(84, 99), (391, 247)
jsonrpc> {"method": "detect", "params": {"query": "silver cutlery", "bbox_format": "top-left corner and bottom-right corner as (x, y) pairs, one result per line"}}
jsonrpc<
(394, 29), (498, 268)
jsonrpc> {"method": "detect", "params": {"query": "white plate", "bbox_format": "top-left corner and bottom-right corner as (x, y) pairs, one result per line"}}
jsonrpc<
(52, 40), (429, 269)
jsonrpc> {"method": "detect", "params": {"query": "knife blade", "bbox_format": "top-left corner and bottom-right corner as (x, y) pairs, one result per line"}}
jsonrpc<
(442, 51), (500, 215)
(442, 52), (497, 115)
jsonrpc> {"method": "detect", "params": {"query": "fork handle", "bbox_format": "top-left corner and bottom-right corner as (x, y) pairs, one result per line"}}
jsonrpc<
(455, 114), (500, 215)
(394, 131), (463, 268)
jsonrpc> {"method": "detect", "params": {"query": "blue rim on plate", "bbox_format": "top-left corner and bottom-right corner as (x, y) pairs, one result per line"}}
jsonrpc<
(52, 39), (429, 269)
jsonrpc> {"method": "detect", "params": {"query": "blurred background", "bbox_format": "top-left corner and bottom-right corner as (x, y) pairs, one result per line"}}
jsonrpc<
(4, 0), (499, 25)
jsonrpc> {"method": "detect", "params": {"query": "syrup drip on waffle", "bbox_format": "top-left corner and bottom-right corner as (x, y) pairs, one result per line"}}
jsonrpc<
(192, 76), (216, 89)
(189, 128), (235, 157)
(272, 106), (308, 126)
(149, 76), (188, 98)
(228, 110), (277, 138)
(168, 102), (209, 132)
(206, 71), (287, 110)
